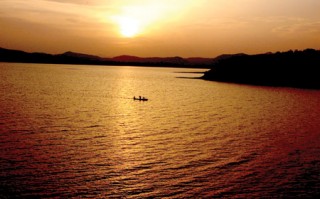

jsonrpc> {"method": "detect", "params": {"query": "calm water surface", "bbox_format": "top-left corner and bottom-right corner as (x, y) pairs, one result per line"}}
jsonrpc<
(1, 63), (320, 198)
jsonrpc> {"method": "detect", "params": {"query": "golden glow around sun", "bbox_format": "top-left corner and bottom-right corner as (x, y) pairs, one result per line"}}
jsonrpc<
(110, 2), (168, 38)
(110, 1), (198, 38)
(118, 17), (140, 38)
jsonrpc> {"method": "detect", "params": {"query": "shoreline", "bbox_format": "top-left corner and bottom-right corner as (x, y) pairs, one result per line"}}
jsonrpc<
(202, 49), (320, 90)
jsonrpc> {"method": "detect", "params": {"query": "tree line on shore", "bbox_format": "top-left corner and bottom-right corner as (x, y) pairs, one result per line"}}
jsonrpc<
(203, 49), (320, 89)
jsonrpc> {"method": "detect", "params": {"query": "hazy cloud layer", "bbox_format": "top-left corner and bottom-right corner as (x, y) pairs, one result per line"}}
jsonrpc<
(1, 0), (319, 57)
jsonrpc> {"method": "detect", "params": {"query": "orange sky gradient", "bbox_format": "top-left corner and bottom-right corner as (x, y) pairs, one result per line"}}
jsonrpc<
(1, 0), (320, 57)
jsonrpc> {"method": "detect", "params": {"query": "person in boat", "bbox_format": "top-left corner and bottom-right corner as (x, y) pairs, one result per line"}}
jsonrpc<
(133, 96), (148, 100)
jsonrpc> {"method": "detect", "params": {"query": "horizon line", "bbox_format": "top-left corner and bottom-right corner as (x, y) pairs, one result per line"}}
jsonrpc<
(1, 46), (319, 59)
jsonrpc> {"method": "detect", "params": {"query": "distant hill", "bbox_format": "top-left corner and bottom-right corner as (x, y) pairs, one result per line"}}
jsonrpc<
(202, 49), (320, 89)
(60, 51), (103, 61)
(3, 47), (319, 88)
(0, 47), (213, 68)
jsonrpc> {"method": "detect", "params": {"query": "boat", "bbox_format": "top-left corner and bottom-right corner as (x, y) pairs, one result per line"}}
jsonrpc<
(133, 96), (148, 101)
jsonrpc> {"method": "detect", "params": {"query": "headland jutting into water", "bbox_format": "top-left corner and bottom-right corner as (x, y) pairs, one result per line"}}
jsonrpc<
(202, 49), (320, 89)
(1, 47), (320, 89)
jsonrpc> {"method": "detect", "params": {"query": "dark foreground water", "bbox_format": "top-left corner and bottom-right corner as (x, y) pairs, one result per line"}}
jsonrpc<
(0, 63), (320, 198)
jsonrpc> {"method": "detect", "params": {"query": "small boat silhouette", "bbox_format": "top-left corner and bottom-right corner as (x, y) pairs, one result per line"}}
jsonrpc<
(133, 96), (148, 101)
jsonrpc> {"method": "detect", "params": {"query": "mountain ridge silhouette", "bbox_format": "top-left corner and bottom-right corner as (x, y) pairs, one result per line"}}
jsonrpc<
(0, 47), (214, 68)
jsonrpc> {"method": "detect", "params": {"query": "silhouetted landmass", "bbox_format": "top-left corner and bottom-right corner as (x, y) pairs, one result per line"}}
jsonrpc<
(203, 49), (320, 89)
(0, 47), (212, 68)
(2, 47), (320, 88)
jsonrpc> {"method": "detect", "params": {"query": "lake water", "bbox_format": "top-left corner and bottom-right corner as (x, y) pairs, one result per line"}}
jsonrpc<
(0, 63), (320, 198)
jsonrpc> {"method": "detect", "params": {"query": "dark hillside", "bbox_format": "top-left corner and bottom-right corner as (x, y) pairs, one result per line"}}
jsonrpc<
(203, 49), (320, 89)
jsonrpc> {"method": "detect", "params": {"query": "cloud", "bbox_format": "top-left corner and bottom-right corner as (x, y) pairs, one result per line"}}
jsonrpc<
(271, 18), (320, 36)
(43, 0), (107, 6)
(45, 0), (88, 4)
(0, 0), (117, 43)
(0, 0), (109, 28)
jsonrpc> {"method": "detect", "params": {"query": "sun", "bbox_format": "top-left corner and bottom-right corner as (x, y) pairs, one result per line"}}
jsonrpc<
(117, 17), (141, 38)
(109, 1), (197, 38)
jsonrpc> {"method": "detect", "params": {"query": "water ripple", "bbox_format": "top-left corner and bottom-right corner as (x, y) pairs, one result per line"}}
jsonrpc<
(1, 64), (320, 198)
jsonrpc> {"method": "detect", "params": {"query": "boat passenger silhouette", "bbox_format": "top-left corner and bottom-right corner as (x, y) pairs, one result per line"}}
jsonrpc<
(133, 95), (148, 101)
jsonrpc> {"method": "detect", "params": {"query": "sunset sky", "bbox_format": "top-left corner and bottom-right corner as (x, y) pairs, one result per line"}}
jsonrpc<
(1, 0), (319, 57)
